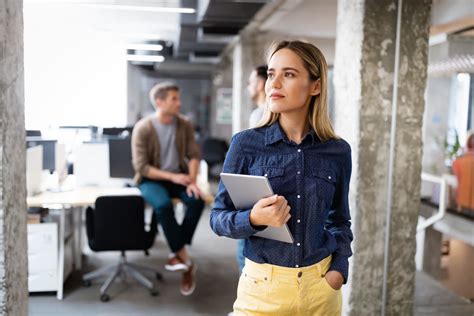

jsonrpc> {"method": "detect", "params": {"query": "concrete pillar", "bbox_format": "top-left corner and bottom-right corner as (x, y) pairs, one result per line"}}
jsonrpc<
(333, 0), (431, 315)
(0, 0), (29, 314)
(232, 33), (257, 134)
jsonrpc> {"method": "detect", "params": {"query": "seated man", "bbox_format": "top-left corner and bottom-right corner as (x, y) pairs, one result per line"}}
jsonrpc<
(131, 82), (204, 296)
(452, 131), (474, 211)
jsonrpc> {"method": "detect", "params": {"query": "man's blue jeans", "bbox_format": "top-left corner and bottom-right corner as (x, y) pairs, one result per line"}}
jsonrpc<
(139, 178), (204, 253)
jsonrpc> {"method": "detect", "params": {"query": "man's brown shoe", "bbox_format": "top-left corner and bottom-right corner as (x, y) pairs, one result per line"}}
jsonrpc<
(180, 262), (197, 296)
(165, 255), (188, 272)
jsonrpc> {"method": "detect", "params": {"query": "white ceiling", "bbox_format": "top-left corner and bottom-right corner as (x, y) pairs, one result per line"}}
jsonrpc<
(23, 0), (185, 44)
(259, 0), (338, 39)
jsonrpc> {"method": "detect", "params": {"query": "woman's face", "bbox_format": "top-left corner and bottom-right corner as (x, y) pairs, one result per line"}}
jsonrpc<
(265, 48), (319, 115)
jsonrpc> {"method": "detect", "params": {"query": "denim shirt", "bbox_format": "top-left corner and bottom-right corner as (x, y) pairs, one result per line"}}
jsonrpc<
(210, 122), (353, 281)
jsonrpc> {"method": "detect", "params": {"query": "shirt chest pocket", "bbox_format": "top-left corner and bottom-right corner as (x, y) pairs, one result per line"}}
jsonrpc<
(249, 167), (284, 192)
(311, 169), (337, 205)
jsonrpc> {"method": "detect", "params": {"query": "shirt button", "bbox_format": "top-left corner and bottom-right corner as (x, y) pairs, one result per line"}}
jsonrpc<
(297, 243), (301, 246)
(264, 174), (268, 177)
(297, 271), (302, 278)
(297, 171), (301, 175)
(297, 219), (301, 223)
(297, 195), (301, 199)
(297, 149), (301, 153)
(328, 176), (332, 180)
(295, 265), (299, 268)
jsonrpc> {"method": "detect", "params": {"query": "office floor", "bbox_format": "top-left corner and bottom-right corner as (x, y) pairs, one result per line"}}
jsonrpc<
(29, 207), (474, 316)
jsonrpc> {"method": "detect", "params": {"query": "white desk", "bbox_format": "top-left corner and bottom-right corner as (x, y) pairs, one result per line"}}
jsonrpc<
(27, 185), (141, 300)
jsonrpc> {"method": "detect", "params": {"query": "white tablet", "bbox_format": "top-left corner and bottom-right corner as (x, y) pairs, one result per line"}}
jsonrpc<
(220, 173), (294, 244)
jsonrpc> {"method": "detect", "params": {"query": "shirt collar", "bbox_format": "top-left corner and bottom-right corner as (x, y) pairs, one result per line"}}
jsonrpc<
(264, 121), (319, 146)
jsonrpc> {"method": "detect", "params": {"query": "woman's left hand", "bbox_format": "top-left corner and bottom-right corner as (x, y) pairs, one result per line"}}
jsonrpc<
(324, 270), (344, 290)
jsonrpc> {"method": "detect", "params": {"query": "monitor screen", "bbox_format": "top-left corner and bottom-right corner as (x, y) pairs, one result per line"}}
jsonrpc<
(26, 138), (57, 173)
(108, 137), (134, 179)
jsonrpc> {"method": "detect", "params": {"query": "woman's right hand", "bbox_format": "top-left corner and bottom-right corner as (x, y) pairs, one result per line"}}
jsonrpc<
(249, 194), (291, 227)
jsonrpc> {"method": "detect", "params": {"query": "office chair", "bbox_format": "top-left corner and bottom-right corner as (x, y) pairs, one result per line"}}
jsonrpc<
(201, 137), (228, 179)
(82, 195), (162, 302)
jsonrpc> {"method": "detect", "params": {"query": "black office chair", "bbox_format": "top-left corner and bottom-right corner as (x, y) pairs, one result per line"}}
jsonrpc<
(201, 137), (229, 179)
(82, 195), (162, 302)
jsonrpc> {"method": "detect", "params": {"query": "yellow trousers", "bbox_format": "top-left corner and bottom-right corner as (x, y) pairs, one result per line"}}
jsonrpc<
(233, 256), (342, 316)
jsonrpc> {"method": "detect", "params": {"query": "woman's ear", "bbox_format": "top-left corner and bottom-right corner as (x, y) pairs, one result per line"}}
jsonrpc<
(310, 78), (321, 96)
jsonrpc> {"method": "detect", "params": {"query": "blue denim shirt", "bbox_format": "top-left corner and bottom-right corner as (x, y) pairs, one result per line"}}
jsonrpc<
(210, 122), (353, 281)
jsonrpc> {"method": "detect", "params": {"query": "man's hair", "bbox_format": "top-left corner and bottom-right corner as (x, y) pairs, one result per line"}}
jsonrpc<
(149, 81), (179, 106)
(255, 65), (268, 80)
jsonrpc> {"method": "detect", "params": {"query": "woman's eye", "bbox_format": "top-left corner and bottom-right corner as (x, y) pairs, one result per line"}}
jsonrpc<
(267, 73), (274, 78)
(285, 72), (294, 77)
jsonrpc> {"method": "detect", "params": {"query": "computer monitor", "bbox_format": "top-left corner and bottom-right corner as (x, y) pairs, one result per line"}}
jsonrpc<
(102, 127), (134, 137)
(108, 137), (134, 179)
(26, 130), (42, 137)
(26, 145), (43, 196)
(74, 141), (110, 186)
(26, 138), (57, 173)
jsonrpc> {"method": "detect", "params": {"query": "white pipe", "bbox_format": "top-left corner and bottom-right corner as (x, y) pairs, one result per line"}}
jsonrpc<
(416, 173), (447, 232)
(381, 0), (403, 314)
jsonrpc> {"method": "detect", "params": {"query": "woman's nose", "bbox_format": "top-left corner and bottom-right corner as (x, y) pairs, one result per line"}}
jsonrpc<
(270, 75), (282, 89)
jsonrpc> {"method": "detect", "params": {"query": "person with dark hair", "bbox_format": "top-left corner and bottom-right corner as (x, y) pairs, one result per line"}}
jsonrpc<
(210, 41), (353, 315)
(232, 64), (269, 275)
(132, 81), (205, 296)
(247, 65), (268, 128)
(453, 131), (474, 211)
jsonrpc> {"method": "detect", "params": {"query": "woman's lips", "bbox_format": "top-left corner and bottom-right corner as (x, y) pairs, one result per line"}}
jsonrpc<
(270, 93), (284, 100)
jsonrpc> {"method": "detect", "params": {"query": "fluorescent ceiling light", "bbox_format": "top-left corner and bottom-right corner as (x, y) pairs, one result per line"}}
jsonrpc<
(127, 44), (163, 51)
(24, 1), (195, 14)
(126, 55), (165, 62)
(85, 4), (195, 13)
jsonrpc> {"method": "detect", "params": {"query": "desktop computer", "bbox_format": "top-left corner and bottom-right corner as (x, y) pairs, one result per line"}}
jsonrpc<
(74, 141), (110, 186)
(26, 145), (43, 196)
(26, 138), (57, 173)
(108, 137), (134, 179)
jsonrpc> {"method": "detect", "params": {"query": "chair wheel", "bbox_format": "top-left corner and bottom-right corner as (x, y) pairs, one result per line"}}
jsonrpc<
(100, 294), (110, 302)
(156, 273), (163, 280)
(150, 289), (159, 296)
(83, 280), (91, 287)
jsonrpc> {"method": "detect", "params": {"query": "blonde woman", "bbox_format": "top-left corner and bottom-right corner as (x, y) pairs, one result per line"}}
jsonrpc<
(210, 40), (353, 315)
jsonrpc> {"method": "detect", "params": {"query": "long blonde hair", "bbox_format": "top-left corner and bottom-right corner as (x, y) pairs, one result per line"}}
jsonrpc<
(257, 40), (338, 141)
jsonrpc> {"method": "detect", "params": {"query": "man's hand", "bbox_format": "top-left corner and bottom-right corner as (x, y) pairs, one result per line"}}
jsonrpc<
(324, 270), (344, 290)
(249, 195), (291, 227)
(186, 183), (202, 199)
(171, 173), (192, 186)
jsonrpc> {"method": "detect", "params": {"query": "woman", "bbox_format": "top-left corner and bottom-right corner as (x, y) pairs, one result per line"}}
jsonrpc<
(210, 40), (353, 315)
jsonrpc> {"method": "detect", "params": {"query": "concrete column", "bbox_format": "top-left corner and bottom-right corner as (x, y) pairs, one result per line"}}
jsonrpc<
(334, 0), (431, 315)
(0, 0), (29, 314)
(232, 33), (257, 134)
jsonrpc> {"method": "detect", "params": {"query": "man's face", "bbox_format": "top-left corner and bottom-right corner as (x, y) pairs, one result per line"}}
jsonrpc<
(247, 70), (264, 102)
(157, 89), (181, 116)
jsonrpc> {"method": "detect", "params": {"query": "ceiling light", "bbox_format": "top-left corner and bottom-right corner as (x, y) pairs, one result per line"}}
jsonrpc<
(127, 44), (163, 51)
(126, 55), (165, 62)
(24, 1), (196, 14)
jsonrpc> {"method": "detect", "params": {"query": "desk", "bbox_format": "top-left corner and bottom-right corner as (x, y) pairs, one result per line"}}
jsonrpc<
(27, 183), (213, 300)
(27, 186), (141, 300)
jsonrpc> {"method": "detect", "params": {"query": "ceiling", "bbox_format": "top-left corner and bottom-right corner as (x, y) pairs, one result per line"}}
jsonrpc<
(23, 0), (473, 75)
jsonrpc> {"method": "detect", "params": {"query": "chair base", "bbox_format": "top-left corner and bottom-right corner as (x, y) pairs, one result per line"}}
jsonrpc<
(83, 252), (162, 301)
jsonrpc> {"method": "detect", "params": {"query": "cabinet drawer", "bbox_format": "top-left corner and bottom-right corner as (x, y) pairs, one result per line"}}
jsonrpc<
(28, 269), (57, 292)
(27, 223), (58, 253)
(28, 250), (57, 273)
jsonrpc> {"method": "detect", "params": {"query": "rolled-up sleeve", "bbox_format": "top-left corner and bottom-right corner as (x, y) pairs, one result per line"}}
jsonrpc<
(210, 132), (264, 239)
(326, 148), (353, 283)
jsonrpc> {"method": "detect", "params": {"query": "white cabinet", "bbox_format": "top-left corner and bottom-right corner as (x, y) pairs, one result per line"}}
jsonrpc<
(27, 221), (75, 296)
(27, 223), (58, 292)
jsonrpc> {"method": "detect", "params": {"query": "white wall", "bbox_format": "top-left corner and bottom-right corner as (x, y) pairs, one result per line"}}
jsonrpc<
(23, 4), (128, 130)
